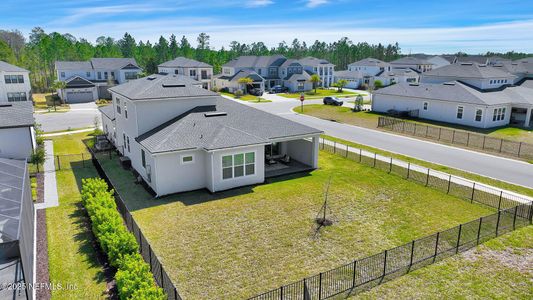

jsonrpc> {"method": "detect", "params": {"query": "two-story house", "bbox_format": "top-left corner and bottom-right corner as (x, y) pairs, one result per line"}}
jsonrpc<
(99, 74), (321, 196)
(337, 58), (419, 88)
(0, 61), (31, 103)
(55, 58), (142, 103)
(213, 55), (334, 93)
(158, 57), (213, 90)
(390, 57), (433, 73)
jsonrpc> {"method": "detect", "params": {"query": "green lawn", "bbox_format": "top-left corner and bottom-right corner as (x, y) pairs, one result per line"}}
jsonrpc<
(220, 92), (272, 103)
(280, 88), (359, 99)
(351, 225), (533, 299)
(33, 93), (70, 111)
(46, 132), (109, 299)
(96, 150), (494, 299)
(30, 176), (37, 201)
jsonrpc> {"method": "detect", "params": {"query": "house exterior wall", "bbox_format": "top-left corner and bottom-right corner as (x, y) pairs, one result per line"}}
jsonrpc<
(101, 114), (115, 143)
(213, 77), (240, 93)
(0, 127), (34, 159)
(152, 149), (207, 196)
(347, 65), (385, 76)
(63, 86), (98, 102)
(285, 137), (319, 168)
(209, 145), (265, 192)
(372, 94), (511, 128)
(0, 71), (32, 102)
(284, 80), (312, 92)
(158, 66), (213, 89)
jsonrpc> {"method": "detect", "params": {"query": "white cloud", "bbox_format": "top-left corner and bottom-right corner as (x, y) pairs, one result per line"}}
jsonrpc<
(306, 0), (329, 8)
(246, 0), (274, 7)
(55, 4), (177, 25)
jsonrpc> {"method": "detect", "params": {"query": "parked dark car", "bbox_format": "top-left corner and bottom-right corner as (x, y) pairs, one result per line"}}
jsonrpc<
(323, 96), (343, 106)
(269, 85), (289, 94)
(249, 88), (264, 96)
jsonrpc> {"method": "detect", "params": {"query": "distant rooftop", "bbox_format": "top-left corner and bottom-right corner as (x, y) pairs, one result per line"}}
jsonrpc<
(423, 62), (515, 79)
(0, 61), (28, 73)
(391, 57), (433, 65)
(348, 58), (389, 67)
(159, 57), (212, 68)
(55, 58), (140, 71)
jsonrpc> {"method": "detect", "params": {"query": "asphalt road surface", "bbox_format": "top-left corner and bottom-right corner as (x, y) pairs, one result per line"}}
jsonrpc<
(35, 102), (100, 132)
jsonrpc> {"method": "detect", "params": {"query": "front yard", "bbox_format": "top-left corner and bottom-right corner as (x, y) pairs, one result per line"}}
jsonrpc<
(220, 91), (272, 103)
(280, 88), (360, 99)
(33, 93), (70, 112)
(96, 149), (494, 299)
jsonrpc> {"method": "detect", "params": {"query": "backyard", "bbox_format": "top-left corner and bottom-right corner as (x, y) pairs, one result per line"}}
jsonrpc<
(95, 149), (496, 299)
(280, 88), (359, 99)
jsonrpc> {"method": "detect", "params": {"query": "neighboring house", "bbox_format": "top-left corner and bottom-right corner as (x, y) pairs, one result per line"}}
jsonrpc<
(0, 102), (35, 160)
(373, 61), (533, 128)
(390, 57), (433, 73)
(0, 158), (34, 300)
(213, 55), (334, 93)
(158, 57), (213, 90)
(338, 57), (419, 88)
(333, 70), (363, 89)
(412, 54), (452, 69)
(101, 73), (322, 196)
(55, 58), (142, 103)
(0, 61), (31, 103)
(454, 55), (489, 65)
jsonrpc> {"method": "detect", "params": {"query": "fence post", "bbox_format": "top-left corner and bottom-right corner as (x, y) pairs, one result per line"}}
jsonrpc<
(482, 135), (486, 149)
(149, 246), (152, 272)
(425, 169), (430, 186)
(425, 125), (429, 138)
(373, 153), (376, 167)
(280, 285), (283, 300)
(499, 139), (503, 153)
(351, 260), (357, 288)
(82, 153), (85, 168)
(56, 155), (61, 170)
(389, 157), (393, 173)
(359, 149), (362, 162)
(466, 132), (470, 146)
(318, 272), (323, 300)
(160, 264), (164, 289)
(495, 210), (501, 236)
(455, 224), (462, 254)
(382, 250), (388, 280)
(476, 217), (483, 245)
(512, 206), (518, 230)
(408, 240), (415, 272)
(333, 141), (336, 154)
(447, 174), (452, 194)
(471, 183), (476, 203)
(438, 127), (442, 140)
(498, 191), (503, 210)
(174, 288), (178, 300)
(402, 121), (405, 132)
(407, 162), (410, 179)
(518, 142), (522, 157)
(346, 144), (349, 157)
(452, 130), (455, 143)
(432, 232), (440, 263)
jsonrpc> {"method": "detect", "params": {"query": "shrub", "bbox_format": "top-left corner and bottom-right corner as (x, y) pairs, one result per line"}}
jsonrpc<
(30, 147), (46, 166)
(81, 178), (165, 299)
(234, 89), (243, 98)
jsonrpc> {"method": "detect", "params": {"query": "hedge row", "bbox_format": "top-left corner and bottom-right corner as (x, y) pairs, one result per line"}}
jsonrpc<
(81, 178), (166, 300)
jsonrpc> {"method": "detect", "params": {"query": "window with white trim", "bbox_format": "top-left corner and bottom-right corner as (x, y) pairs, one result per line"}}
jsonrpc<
(124, 102), (128, 119)
(7, 92), (27, 102)
(222, 152), (255, 180)
(181, 155), (194, 164)
(141, 149), (146, 168)
(456, 106), (464, 119)
(423, 102), (428, 111)
(116, 98), (121, 114)
(475, 109), (483, 122)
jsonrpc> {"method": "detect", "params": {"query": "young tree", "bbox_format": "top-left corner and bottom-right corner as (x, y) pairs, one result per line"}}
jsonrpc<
(237, 77), (254, 94)
(374, 79), (383, 89)
(51, 80), (66, 111)
(334, 79), (348, 92)
(310, 74), (321, 93)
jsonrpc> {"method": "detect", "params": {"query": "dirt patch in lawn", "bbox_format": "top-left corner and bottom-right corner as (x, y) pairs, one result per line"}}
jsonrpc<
(462, 246), (533, 276)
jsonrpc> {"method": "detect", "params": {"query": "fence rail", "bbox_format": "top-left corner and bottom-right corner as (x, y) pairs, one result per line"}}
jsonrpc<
(248, 139), (532, 300)
(87, 146), (183, 300)
(377, 116), (533, 160)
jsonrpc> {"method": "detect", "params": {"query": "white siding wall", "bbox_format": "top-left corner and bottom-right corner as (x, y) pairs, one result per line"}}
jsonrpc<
(0, 127), (34, 159)
(0, 71), (32, 102)
(348, 65), (381, 76)
(372, 94), (511, 128)
(101, 114), (115, 143)
(285, 137), (319, 168)
(152, 150), (207, 196)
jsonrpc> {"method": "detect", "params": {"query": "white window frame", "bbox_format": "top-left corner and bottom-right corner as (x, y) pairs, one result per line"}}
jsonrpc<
(221, 151), (256, 180)
(180, 154), (195, 165)
(423, 102), (428, 111)
(475, 108), (483, 122)
(456, 106), (464, 119)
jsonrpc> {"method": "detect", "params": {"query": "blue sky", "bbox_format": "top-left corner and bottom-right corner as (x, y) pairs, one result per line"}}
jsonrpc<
(1, 0), (532, 53)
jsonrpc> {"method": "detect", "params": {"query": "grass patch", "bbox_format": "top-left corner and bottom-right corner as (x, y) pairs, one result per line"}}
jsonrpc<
(30, 176), (37, 201)
(298, 104), (381, 127)
(220, 92), (272, 102)
(280, 88), (359, 99)
(323, 134), (533, 198)
(96, 150), (494, 299)
(33, 93), (70, 111)
(46, 132), (108, 299)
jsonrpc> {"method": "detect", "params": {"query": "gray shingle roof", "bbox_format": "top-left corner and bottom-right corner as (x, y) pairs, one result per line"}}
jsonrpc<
(348, 58), (388, 67)
(285, 72), (311, 81)
(280, 59), (302, 68)
(98, 105), (115, 121)
(55, 61), (92, 71)
(159, 57), (212, 68)
(229, 69), (264, 82)
(0, 61), (28, 72)
(391, 57), (433, 65)
(109, 74), (214, 100)
(0, 102), (34, 128)
(455, 55), (488, 64)
(137, 98), (322, 153)
(55, 58), (139, 71)
(423, 63), (515, 79)
(335, 70), (362, 78)
(0, 158), (27, 241)
(298, 56), (334, 66)
(223, 55), (286, 68)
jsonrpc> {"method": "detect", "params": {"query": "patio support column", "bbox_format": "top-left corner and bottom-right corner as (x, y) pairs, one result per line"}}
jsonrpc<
(525, 108), (532, 128)
(312, 136), (319, 169)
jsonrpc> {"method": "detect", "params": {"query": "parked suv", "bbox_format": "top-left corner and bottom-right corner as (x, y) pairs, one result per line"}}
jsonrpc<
(323, 96), (343, 106)
(269, 85), (289, 94)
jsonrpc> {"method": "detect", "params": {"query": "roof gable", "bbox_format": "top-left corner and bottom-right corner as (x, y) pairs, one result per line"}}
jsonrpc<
(0, 61), (28, 72)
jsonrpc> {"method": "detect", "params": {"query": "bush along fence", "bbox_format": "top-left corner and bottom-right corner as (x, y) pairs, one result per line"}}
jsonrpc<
(81, 178), (166, 299)
(248, 139), (533, 300)
(377, 116), (533, 160)
(87, 148), (183, 300)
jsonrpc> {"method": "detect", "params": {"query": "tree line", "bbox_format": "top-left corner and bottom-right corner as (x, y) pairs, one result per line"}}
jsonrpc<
(0, 27), (531, 93)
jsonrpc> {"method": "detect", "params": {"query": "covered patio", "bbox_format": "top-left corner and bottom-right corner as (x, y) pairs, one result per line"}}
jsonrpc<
(264, 136), (319, 178)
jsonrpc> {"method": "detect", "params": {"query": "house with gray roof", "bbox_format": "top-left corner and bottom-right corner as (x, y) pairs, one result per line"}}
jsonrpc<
(339, 57), (419, 88)
(158, 57), (213, 90)
(0, 102), (35, 160)
(390, 57), (433, 73)
(0, 61), (32, 103)
(55, 58), (142, 103)
(214, 55), (334, 93)
(101, 73), (322, 196)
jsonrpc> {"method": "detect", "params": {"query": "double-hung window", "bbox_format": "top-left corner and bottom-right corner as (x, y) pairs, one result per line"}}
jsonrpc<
(475, 109), (483, 122)
(116, 98), (121, 114)
(7, 92), (27, 102)
(423, 102), (428, 111)
(492, 108), (505, 121)
(456, 106), (464, 119)
(124, 103), (128, 119)
(222, 152), (255, 180)
(4, 75), (24, 84)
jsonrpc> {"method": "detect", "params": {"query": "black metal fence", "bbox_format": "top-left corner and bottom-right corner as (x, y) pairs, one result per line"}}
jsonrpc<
(88, 148), (183, 300)
(377, 116), (533, 160)
(248, 139), (533, 300)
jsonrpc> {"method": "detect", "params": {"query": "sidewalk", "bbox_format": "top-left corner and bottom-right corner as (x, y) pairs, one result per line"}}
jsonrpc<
(35, 140), (59, 209)
(43, 127), (95, 137)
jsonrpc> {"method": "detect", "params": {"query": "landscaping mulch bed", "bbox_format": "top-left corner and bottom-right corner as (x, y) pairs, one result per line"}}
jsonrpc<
(36, 209), (50, 300)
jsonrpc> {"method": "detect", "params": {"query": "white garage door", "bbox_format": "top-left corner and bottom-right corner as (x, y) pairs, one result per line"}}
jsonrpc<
(66, 91), (94, 103)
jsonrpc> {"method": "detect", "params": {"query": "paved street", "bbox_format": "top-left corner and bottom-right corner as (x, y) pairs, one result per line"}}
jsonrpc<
(35, 102), (100, 132)
(232, 95), (533, 189)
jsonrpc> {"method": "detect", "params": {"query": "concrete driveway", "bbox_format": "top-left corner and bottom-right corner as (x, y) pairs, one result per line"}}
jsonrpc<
(35, 102), (101, 132)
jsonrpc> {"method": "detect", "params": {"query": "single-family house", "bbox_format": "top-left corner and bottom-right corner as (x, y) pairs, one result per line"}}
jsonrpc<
(0, 61), (31, 103)
(333, 70), (363, 89)
(158, 57), (213, 90)
(0, 102), (35, 160)
(373, 61), (533, 128)
(55, 58), (142, 103)
(0, 158), (34, 300)
(339, 58), (419, 88)
(411, 54), (452, 69)
(101, 74), (322, 196)
(213, 55), (334, 93)
(390, 57), (433, 73)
